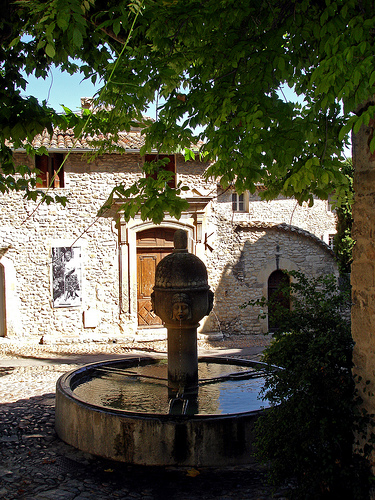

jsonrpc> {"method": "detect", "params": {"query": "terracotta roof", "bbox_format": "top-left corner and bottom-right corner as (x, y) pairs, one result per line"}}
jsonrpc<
(12, 127), (203, 153)
(29, 128), (146, 151)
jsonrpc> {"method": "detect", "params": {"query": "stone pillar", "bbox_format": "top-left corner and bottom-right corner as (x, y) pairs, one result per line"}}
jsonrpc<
(352, 102), (375, 420)
(152, 229), (214, 412)
(167, 325), (199, 396)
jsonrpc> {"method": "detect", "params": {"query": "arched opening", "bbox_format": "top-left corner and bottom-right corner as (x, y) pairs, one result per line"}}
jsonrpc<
(136, 227), (175, 327)
(267, 270), (290, 332)
(0, 264), (5, 336)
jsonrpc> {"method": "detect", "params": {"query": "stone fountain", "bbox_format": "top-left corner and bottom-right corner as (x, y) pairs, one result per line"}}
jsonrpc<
(55, 230), (268, 466)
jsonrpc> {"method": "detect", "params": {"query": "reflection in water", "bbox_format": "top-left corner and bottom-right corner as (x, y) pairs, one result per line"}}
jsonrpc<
(73, 361), (268, 415)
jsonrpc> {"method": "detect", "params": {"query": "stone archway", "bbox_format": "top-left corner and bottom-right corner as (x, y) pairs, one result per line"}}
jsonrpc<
(256, 257), (298, 334)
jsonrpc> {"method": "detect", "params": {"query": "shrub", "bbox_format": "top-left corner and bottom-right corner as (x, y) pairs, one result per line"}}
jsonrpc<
(244, 271), (374, 499)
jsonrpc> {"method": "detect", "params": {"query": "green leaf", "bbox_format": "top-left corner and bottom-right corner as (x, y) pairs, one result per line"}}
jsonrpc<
(321, 171), (329, 184)
(57, 15), (70, 31)
(353, 115), (363, 135)
(45, 44), (56, 58)
(9, 37), (20, 48)
(278, 57), (285, 71)
(72, 27), (83, 48)
(113, 19), (121, 36)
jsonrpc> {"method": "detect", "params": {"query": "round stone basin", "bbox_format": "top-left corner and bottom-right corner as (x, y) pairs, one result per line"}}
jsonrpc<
(55, 356), (268, 467)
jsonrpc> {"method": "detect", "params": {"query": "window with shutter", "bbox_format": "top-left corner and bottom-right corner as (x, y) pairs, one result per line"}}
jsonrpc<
(144, 154), (176, 189)
(35, 154), (64, 188)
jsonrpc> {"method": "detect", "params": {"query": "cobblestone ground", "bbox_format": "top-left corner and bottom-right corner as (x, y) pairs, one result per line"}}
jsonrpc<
(0, 338), (290, 500)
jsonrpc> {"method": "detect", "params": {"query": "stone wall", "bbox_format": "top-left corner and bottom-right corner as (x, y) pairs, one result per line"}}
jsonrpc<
(0, 152), (140, 340)
(200, 189), (337, 335)
(224, 190), (336, 241)
(0, 151), (214, 341)
(0, 150), (337, 342)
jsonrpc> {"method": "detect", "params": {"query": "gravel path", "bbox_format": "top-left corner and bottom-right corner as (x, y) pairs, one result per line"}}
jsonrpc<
(0, 336), (290, 500)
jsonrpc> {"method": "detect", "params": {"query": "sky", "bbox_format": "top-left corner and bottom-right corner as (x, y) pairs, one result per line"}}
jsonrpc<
(22, 65), (160, 119)
(22, 66), (301, 116)
(23, 66), (101, 112)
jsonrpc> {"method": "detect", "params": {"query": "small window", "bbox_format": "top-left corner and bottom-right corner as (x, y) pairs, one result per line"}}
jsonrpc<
(322, 231), (336, 249)
(232, 192), (245, 212)
(36, 153), (64, 188)
(144, 154), (176, 189)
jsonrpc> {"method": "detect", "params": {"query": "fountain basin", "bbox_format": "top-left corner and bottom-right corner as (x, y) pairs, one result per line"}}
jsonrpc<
(55, 356), (268, 467)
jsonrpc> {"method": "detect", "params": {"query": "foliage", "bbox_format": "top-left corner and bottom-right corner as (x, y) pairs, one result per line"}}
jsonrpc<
(334, 159), (354, 274)
(2, 1), (375, 218)
(99, 157), (190, 223)
(244, 271), (374, 499)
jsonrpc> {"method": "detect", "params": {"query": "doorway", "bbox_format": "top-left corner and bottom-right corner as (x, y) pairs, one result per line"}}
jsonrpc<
(267, 269), (290, 332)
(136, 228), (175, 327)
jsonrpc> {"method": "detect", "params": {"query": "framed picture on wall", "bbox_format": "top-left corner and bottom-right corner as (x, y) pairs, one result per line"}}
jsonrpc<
(51, 246), (82, 308)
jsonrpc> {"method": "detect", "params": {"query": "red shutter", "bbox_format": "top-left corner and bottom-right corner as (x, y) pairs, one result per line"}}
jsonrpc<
(35, 155), (49, 187)
(51, 154), (64, 188)
(145, 154), (176, 188)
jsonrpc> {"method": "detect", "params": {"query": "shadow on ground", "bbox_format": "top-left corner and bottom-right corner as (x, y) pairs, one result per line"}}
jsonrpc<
(0, 392), (285, 500)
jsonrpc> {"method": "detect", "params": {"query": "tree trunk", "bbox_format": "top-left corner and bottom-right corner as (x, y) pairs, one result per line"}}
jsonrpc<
(352, 98), (375, 455)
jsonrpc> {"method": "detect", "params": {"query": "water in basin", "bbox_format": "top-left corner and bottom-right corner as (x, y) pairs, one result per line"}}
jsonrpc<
(72, 360), (268, 415)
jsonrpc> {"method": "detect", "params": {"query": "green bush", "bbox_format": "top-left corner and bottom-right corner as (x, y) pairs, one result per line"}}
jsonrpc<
(334, 159), (354, 275)
(244, 271), (374, 499)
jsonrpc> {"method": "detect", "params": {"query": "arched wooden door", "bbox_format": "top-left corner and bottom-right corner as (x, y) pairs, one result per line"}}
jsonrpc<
(136, 228), (175, 327)
(267, 270), (290, 332)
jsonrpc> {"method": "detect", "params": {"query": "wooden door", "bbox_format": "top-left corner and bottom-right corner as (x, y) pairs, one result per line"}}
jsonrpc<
(136, 228), (174, 327)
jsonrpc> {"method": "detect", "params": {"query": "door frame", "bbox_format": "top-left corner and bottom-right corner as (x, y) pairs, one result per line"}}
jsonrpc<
(136, 228), (175, 327)
(120, 220), (195, 332)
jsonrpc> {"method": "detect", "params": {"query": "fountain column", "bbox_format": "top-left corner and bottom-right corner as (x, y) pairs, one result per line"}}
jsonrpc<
(152, 230), (213, 405)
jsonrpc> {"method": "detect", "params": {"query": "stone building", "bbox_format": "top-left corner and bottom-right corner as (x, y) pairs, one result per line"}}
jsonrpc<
(0, 121), (338, 343)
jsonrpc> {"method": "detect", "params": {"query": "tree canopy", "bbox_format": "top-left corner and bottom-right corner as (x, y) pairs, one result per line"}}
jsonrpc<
(2, 0), (375, 219)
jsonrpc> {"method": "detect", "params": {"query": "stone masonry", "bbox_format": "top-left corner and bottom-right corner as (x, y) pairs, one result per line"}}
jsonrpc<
(0, 128), (337, 343)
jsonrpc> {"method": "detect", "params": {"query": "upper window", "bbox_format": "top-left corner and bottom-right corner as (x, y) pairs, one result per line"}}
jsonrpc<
(35, 153), (65, 188)
(322, 230), (337, 249)
(232, 192), (245, 212)
(144, 154), (176, 189)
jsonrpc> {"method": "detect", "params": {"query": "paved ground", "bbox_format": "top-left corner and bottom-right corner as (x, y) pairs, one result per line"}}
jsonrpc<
(0, 337), (290, 499)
